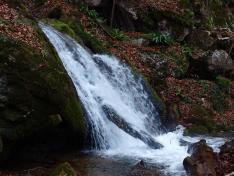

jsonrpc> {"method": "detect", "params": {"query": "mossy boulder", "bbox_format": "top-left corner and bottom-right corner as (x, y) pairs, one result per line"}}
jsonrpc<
(0, 27), (86, 162)
(50, 162), (76, 176)
(186, 125), (209, 135)
(185, 105), (221, 134)
(46, 19), (108, 54)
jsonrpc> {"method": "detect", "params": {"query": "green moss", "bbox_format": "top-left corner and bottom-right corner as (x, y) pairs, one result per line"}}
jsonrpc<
(168, 52), (189, 78)
(0, 24), (86, 161)
(51, 20), (76, 37)
(141, 76), (166, 113)
(138, 9), (194, 32)
(191, 105), (210, 118)
(211, 86), (227, 113)
(63, 96), (86, 135)
(190, 105), (221, 133)
(216, 76), (230, 92)
(50, 162), (76, 176)
(187, 125), (209, 135)
(45, 19), (108, 53)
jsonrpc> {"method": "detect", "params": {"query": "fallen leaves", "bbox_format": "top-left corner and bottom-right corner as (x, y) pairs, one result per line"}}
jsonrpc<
(0, 2), (42, 50)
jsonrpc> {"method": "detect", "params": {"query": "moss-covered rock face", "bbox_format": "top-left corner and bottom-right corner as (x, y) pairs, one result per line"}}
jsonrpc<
(45, 19), (108, 54)
(0, 29), (86, 162)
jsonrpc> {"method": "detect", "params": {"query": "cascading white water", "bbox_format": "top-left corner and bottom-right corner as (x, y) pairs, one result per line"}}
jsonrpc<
(40, 23), (225, 175)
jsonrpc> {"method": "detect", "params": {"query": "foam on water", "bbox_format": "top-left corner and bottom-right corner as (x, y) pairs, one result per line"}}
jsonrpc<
(40, 23), (225, 175)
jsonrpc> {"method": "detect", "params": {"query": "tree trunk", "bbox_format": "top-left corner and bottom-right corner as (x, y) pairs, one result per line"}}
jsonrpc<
(110, 0), (116, 27)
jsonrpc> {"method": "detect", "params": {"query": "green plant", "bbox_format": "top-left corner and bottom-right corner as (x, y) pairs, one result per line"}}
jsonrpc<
(199, 80), (210, 93)
(175, 87), (182, 96)
(215, 75), (230, 92)
(191, 105), (210, 118)
(111, 28), (128, 41)
(146, 32), (173, 45)
(206, 16), (215, 29)
(170, 54), (189, 78)
(187, 125), (209, 134)
(79, 3), (105, 23)
(182, 45), (193, 58)
(211, 86), (227, 113)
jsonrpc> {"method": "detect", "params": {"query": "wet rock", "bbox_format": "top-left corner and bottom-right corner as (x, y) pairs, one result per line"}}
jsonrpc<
(139, 52), (168, 79)
(50, 162), (78, 176)
(207, 50), (233, 74)
(161, 103), (179, 131)
(127, 160), (161, 176)
(187, 30), (215, 50)
(102, 105), (163, 149)
(183, 139), (221, 176)
(0, 33), (86, 163)
(177, 28), (190, 42)
(131, 38), (149, 47)
(219, 140), (234, 175)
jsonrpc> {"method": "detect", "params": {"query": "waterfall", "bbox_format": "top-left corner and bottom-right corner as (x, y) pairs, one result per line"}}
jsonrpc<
(40, 23), (225, 175)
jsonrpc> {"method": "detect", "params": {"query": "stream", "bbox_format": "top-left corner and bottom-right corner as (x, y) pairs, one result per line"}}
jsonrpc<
(40, 23), (226, 176)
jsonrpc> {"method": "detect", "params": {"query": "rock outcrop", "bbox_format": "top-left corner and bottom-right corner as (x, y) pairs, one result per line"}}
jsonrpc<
(0, 28), (86, 163)
(207, 50), (233, 74)
(219, 140), (234, 175)
(183, 139), (221, 176)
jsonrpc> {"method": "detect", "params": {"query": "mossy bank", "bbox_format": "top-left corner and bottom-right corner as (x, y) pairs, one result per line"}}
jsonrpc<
(0, 23), (86, 164)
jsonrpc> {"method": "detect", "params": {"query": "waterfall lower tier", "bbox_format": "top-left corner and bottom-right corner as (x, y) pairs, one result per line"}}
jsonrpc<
(40, 23), (225, 175)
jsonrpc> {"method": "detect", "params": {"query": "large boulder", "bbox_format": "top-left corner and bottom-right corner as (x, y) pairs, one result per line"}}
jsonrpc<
(0, 31), (86, 163)
(207, 50), (233, 74)
(102, 105), (163, 149)
(183, 139), (221, 176)
(187, 30), (215, 50)
(161, 103), (179, 132)
(219, 140), (234, 175)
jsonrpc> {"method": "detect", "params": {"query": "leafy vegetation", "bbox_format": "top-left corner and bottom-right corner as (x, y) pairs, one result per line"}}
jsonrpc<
(182, 45), (193, 58)
(215, 76), (230, 92)
(111, 28), (128, 41)
(79, 2), (105, 23)
(211, 86), (227, 113)
(145, 32), (173, 45)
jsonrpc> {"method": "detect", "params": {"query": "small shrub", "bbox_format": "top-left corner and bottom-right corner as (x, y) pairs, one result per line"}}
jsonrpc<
(199, 80), (210, 93)
(111, 28), (128, 41)
(182, 45), (193, 58)
(145, 32), (174, 45)
(211, 86), (227, 113)
(79, 3), (105, 23)
(191, 105), (210, 118)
